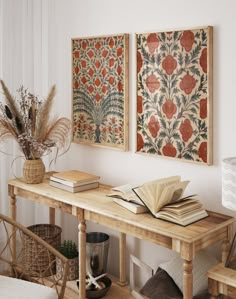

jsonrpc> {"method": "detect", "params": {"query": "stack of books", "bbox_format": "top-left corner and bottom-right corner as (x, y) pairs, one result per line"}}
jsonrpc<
(49, 170), (100, 193)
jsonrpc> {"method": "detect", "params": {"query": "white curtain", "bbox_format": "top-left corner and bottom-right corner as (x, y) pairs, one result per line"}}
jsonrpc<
(0, 0), (51, 225)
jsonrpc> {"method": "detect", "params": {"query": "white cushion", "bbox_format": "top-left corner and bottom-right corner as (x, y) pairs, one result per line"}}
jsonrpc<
(159, 250), (219, 296)
(0, 275), (57, 299)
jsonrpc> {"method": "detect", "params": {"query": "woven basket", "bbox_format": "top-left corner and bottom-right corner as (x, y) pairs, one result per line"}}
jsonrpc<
(24, 224), (62, 277)
(23, 159), (45, 184)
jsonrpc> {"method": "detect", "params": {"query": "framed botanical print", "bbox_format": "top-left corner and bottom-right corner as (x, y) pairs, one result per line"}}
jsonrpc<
(72, 33), (129, 150)
(136, 26), (213, 164)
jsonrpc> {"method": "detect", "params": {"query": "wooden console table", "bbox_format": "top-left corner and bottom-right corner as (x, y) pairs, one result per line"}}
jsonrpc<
(8, 177), (235, 299)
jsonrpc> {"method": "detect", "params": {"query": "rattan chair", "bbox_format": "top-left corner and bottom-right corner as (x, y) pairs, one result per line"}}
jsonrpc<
(0, 213), (69, 299)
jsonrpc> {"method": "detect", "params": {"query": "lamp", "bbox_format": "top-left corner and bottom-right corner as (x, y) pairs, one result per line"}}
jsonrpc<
(222, 157), (236, 211)
(222, 157), (236, 267)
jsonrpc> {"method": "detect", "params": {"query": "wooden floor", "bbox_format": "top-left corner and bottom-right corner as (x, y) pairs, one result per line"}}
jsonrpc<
(64, 277), (135, 299)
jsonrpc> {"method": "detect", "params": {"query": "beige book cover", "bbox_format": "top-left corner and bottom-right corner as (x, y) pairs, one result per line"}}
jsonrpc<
(51, 170), (100, 184)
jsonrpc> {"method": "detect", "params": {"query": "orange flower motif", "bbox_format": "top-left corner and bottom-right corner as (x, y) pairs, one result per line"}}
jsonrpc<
(117, 82), (123, 92)
(147, 33), (159, 54)
(74, 66), (79, 75)
(200, 98), (207, 119)
(82, 41), (87, 50)
(137, 133), (144, 151)
(81, 77), (87, 85)
(117, 48), (123, 57)
(179, 119), (193, 142)
(95, 93), (101, 102)
(109, 76), (114, 84)
(162, 99), (177, 119)
(109, 58), (115, 67)
(102, 68), (107, 77)
(102, 49), (108, 58)
(95, 42), (101, 50)
(198, 142), (207, 163)
(88, 68), (94, 77)
(102, 85), (108, 94)
(137, 51), (143, 73)
(137, 96), (143, 114)
(162, 55), (177, 75)
(180, 30), (194, 52)
(117, 65), (122, 76)
(81, 60), (86, 68)
(95, 60), (101, 69)
(146, 74), (160, 93)
(179, 74), (196, 94)
(88, 85), (94, 93)
(148, 115), (160, 138)
(200, 48), (207, 73)
(74, 80), (79, 89)
(74, 51), (79, 58)
(162, 143), (177, 157)
(87, 50), (94, 58)
(109, 38), (114, 48)
(95, 78), (101, 87)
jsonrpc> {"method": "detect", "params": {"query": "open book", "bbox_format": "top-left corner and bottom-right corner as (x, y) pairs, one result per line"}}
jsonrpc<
(108, 183), (144, 206)
(132, 176), (208, 226)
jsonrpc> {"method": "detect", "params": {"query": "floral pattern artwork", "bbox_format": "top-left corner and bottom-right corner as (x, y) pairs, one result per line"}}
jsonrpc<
(136, 27), (213, 164)
(72, 34), (129, 150)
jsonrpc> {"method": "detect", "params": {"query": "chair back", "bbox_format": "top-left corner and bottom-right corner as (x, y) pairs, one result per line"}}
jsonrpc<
(0, 213), (69, 299)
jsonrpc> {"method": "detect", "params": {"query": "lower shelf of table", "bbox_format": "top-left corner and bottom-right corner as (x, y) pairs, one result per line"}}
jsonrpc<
(64, 275), (136, 299)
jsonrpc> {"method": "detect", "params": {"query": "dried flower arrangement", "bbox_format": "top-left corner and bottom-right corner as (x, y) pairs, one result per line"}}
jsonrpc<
(0, 80), (71, 161)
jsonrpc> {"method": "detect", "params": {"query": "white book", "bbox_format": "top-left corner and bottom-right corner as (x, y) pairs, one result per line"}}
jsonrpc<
(49, 180), (99, 193)
(113, 198), (148, 214)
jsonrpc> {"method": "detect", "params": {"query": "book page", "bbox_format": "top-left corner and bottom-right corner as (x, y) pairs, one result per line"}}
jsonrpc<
(110, 183), (143, 205)
(133, 176), (181, 214)
(158, 180), (190, 208)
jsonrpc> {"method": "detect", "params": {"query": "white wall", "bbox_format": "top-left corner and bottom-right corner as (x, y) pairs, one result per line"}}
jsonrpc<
(2, 0), (236, 284)
(45, 0), (236, 279)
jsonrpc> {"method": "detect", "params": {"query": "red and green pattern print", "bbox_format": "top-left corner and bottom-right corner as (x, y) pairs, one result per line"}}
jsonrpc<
(136, 28), (211, 164)
(72, 35), (126, 148)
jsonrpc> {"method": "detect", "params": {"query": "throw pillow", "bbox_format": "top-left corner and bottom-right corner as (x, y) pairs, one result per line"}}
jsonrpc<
(158, 250), (219, 296)
(140, 267), (183, 299)
(140, 267), (211, 299)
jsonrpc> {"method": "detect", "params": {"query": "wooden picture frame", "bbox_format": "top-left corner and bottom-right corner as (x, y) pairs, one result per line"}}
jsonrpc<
(72, 33), (129, 151)
(136, 26), (213, 164)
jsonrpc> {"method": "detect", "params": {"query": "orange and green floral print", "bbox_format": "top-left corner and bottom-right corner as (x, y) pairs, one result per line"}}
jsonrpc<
(72, 34), (129, 150)
(136, 27), (212, 164)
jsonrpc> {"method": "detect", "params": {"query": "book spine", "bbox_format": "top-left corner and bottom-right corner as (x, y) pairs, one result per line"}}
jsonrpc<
(49, 181), (99, 192)
(50, 176), (99, 187)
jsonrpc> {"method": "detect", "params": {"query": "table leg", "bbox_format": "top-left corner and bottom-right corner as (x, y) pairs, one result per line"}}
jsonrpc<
(49, 207), (55, 225)
(9, 186), (16, 275)
(118, 232), (128, 286)
(221, 238), (230, 264)
(208, 278), (220, 299)
(183, 259), (193, 299)
(78, 214), (86, 299)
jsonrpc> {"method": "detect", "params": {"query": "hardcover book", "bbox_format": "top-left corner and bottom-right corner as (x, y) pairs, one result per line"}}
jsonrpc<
(49, 180), (99, 193)
(112, 197), (148, 214)
(50, 170), (100, 187)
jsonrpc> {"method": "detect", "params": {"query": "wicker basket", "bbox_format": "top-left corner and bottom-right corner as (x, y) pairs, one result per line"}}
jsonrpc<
(23, 159), (45, 184)
(24, 224), (62, 277)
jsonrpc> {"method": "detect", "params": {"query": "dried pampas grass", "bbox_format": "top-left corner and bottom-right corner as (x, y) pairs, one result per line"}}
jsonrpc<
(0, 80), (72, 160)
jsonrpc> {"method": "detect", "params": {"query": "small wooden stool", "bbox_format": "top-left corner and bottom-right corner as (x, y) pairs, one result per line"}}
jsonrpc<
(207, 263), (236, 298)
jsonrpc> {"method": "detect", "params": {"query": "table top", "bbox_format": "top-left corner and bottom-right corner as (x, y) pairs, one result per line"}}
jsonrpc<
(8, 177), (235, 246)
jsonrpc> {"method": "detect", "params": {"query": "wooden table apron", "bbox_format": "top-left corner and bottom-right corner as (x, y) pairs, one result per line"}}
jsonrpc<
(8, 179), (235, 299)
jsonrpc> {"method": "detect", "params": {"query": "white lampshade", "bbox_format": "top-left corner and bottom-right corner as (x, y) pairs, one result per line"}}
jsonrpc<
(222, 157), (236, 211)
